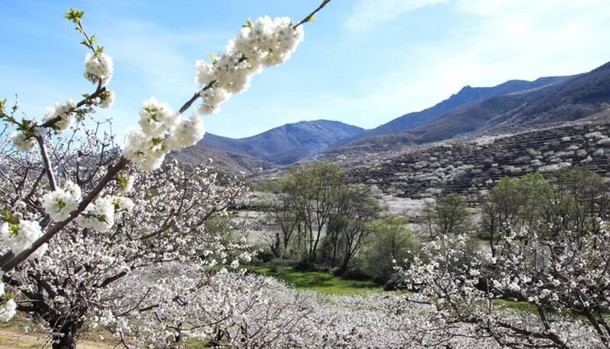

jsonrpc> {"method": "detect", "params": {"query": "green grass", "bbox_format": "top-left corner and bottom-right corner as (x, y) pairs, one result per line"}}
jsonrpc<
(248, 266), (561, 316)
(250, 266), (382, 295)
(184, 339), (210, 349)
(492, 299), (539, 314)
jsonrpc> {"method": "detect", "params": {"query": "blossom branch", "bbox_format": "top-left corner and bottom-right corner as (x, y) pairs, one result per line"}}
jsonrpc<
(293, 0), (332, 29)
(1, 157), (129, 272)
(178, 81), (215, 114)
(36, 136), (58, 191)
(178, 0), (332, 116)
(39, 81), (106, 129)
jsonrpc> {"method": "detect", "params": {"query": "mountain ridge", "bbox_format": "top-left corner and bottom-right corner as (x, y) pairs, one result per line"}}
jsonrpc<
(190, 119), (364, 166)
(357, 75), (573, 138)
(175, 61), (610, 173)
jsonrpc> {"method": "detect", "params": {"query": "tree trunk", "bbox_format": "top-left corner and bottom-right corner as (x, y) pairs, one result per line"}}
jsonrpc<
(52, 321), (81, 349)
(337, 245), (352, 275)
(271, 231), (281, 257)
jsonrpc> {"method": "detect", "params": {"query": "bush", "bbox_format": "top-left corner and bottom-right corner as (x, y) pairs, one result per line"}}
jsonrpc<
(421, 193), (472, 238)
(340, 268), (372, 282)
(361, 216), (420, 284)
(254, 249), (275, 264)
(294, 259), (316, 272)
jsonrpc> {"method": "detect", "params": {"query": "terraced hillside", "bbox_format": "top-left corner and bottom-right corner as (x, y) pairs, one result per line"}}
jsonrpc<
(347, 116), (610, 201)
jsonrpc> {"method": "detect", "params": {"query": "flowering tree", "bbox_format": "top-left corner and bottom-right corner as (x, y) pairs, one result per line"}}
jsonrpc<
(400, 223), (610, 348)
(3, 151), (250, 347)
(111, 265), (510, 348)
(0, 1), (331, 347)
(110, 267), (314, 348)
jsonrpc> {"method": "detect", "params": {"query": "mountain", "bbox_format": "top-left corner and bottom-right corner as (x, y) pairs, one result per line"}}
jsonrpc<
(188, 120), (364, 167)
(176, 61), (610, 173)
(332, 62), (610, 153)
(400, 63), (609, 142)
(171, 144), (271, 174)
(358, 76), (572, 140)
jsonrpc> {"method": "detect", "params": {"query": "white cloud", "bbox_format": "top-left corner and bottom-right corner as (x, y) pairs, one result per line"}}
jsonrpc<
(345, 0), (447, 32)
(101, 20), (223, 99)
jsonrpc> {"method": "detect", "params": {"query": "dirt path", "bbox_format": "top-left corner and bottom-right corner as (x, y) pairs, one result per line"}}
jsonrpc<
(0, 328), (113, 349)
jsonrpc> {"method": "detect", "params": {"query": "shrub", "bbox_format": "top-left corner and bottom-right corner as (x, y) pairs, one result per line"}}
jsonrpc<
(361, 216), (420, 284)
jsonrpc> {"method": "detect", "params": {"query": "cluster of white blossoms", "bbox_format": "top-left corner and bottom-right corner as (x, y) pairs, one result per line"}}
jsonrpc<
(123, 98), (204, 171)
(43, 99), (77, 131)
(113, 196), (134, 212)
(35, 178), (134, 255)
(0, 219), (47, 258)
(0, 279), (17, 323)
(84, 52), (113, 85)
(10, 50), (116, 152)
(137, 98), (175, 137)
(166, 116), (205, 150)
(124, 16), (303, 171)
(10, 132), (37, 152)
(42, 181), (82, 222)
(77, 196), (114, 233)
(75, 194), (134, 233)
(98, 90), (115, 108)
(196, 16), (304, 115)
(117, 174), (135, 194)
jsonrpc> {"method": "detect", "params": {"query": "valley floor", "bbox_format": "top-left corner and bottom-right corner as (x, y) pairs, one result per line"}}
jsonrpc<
(0, 327), (112, 349)
(250, 266), (382, 295)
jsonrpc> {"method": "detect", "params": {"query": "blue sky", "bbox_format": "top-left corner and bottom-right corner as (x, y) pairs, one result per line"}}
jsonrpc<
(2, 0), (610, 139)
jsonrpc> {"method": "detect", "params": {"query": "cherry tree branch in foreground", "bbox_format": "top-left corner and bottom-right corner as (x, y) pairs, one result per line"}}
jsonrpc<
(1, 157), (129, 272)
(0, 0), (333, 273)
(293, 0), (331, 29)
(179, 0), (332, 114)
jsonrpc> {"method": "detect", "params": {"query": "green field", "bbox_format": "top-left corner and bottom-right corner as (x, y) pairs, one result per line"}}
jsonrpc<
(250, 266), (383, 295)
(249, 266), (555, 316)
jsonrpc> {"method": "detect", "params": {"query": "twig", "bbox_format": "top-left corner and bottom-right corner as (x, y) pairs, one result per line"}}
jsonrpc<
(293, 0), (332, 29)
(177, 0), (332, 115)
(36, 135), (58, 191)
(178, 81), (216, 114)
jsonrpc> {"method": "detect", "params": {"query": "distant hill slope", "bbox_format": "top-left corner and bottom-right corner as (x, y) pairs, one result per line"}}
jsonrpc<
(346, 114), (610, 201)
(170, 144), (271, 174)
(363, 76), (571, 138)
(194, 120), (364, 166)
(176, 61), (610, 173)
(334, 61), (610, 152)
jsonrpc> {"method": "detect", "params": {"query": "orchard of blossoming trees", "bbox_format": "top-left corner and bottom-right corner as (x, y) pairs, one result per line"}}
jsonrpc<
(254, 164), (609, 348)
(1, 1), (609, 349)
(0, 1), (330, 347)
(0, 0), (318, 271)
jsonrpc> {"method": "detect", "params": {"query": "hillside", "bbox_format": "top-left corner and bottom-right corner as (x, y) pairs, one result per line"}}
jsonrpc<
(364, 76), (571, 138)
(189, 120), (364, 167)
(328, 61), (610, 155)
(344, 112), (610, 201)
(171, 145), (271, 174)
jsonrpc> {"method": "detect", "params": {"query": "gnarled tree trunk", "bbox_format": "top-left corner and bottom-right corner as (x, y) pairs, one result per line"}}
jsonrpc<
(52, 319), (82, 349)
